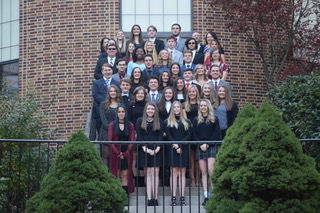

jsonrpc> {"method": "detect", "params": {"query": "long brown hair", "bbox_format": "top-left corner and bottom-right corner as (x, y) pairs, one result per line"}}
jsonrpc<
(141, 102), (161, 131)
(158, 86), (174, 112)
(104, 85), (121, 109)
(131, 86), (147, 104)
(213, 85), (234, 111)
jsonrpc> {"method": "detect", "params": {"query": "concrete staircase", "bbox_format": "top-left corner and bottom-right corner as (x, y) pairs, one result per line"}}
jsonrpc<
(125, 186), (207, 213)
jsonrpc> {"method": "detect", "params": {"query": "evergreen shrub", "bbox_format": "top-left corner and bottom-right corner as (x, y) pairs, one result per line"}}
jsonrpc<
(26, 131), (128, 213)
(206, 102), (320, 213)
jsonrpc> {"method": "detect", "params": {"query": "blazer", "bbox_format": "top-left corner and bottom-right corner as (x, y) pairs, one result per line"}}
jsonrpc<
(94, 56), (122, 79)
(147, 92), (162, 104)
(197, 44), (205, 55)
(180, 64), (196, 76)
(192, 51), (204, 65)
(142, 69), (161, 84)
(175, 37), (187, 53)
(208, 80), (232, 99)
(92, 78), (120, 118)
(168, 49), (183, 66)
(112, 72), (129, 82)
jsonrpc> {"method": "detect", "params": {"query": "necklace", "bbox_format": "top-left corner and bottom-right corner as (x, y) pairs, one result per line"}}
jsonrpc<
(147, 118), (153, 122)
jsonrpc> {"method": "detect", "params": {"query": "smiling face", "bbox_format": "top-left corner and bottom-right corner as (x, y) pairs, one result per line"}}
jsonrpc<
(146, 42), (154, 53)
(148, 79), (159, 91)
(144, 56), (153, 69)
(196, 65), (205, 75)
(135, 89), (145, 101)
(132, 25), (141, 36)
(176, 79), (184, 91)
(161, 72), (169, 83)
(109, 87), (117, 99)
(206, 33), (214, 44)
(103, 38), (109, 49)
(116, 31), (124, 40)
(188, 87), (197, 100)
(187, 39), (196, 50)
(128, 43), (135, 53)
(212, 49), (220, 60)
(164, 88), (173, 101)
(120, 82), (131, 93)
(210, 66), (221, 80)
(133, 68), (141, 80)
(146, 104), (155, 118)
(202, 84), (212, 96)
(173, 102), (181, 115)
(171, 64), (180, 75)
(218, 86), (226, 100)
(160, 50), (169, 60)
(199, 100), (209, 116)
(117, 107), (126, 121)
(102, 66), (113, 79)
(135, 48), (144, 60)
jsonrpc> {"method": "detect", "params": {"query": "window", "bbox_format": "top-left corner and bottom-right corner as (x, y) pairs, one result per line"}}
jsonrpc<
(121, 0), (192, 33)
(0, 0), (19, 91)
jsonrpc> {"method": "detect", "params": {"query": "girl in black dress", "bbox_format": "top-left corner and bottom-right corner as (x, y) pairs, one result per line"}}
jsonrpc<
(157, 86), (174, 121)
(127, 86), (148, 186)
(129, 67), (147, 94)
(169, 62), (181, 81)
(183, 84), (201, 187)
(136, 102), (164, 206)
(193, 99), (221, 206)
(165, 101), (192, 206)
(158, 71), (173, 93)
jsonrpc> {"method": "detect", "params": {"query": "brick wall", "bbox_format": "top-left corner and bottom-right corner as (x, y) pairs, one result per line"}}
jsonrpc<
(19, 0), (267, 139)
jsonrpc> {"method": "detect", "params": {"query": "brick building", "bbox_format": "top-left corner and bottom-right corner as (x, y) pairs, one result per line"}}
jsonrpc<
(1, 0), (267, 139)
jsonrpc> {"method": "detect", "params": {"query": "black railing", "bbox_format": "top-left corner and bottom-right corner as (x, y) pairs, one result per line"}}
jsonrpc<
(0, 139), (319, 213)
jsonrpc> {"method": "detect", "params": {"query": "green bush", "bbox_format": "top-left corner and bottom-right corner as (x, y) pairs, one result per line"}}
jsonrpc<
(206, 102), (320, 213)
(0, 91), (58, 212)
(269, 72), (320, 139)
(26, 131), (127, 213)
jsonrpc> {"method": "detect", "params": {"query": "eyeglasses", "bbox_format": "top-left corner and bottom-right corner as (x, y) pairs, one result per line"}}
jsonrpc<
(118, 64), (126, 66)
(108, 48), (116, 50)
(188, 42), (195, 45)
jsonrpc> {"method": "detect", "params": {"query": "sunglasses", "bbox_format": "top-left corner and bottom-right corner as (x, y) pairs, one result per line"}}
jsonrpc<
(188, 42), (195, 45)
(108, 48), (116, 50)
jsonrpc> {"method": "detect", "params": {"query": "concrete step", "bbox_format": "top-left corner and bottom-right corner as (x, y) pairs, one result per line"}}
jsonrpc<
(131, 186), (205, 196)
(124, 205), (206, 213)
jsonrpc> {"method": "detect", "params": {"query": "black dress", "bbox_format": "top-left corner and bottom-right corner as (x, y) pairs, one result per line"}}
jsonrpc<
(192, 116), (221, 160)
(136, 118), (164, 168)
(164, 118), (192, 168)
(127, 101), (145, 126)
(118, 131), (129, 170)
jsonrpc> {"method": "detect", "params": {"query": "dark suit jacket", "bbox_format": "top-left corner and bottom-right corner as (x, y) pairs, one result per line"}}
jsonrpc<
(142, 69), (160, 84)
(94, 56), (122, 79)
(92, 78), (120, 118)
(192, 52), (204, 65)
(197, 44), (205, 54)
(121, 94), (132, 108)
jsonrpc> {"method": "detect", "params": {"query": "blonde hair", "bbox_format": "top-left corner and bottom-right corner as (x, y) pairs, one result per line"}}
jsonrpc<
(115, 30), (127, 55)
(144, 40), (158, 64)
(166, 101), (189, 131)
(194, 64), (209, 82)
(184, 84), (200, 112)
(201, 82), (215, 103)
(197, 99), (216, 125)
(157, 49), (172, 67)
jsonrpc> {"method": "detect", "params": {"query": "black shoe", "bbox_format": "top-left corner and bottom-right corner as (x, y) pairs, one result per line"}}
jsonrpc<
(170, 196), (177, 206)
(154, 199), (159, 206)
(147, 199), (154, 206)
(180, 196), (186, 206)
(202, 198), (209, 206)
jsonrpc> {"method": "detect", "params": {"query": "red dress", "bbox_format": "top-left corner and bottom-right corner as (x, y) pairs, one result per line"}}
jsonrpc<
(107, 122), (135, 193)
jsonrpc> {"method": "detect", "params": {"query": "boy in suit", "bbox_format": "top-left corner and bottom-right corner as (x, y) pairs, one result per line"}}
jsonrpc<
(120, 78), (132, 108)
(143, 25), (165, 55)
(166, 36), (183, 66)
(147, 76), (162, 104)
(208, 64), (232, 99)
(180, 50), (196, 76)
(170, 23), (187, 53)
(112, 59), (129, 82)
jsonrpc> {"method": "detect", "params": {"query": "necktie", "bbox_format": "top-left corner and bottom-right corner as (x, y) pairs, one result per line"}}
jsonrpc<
(106, 79), (110, 88)
(187, 65), (190, 68)
(171, 51), (173, 57)
(109, 58), (113, 66)
(186, 83), (190, 90)
(148, 71), (152, 77)
(215, 81), (218, 91)
(152, 93), (156, 102)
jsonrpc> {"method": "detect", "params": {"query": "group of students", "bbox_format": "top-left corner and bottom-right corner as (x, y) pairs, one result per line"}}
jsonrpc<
(91, 23), (238, 207)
